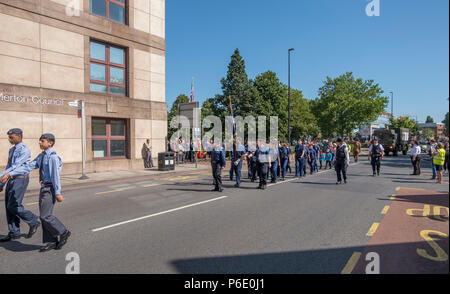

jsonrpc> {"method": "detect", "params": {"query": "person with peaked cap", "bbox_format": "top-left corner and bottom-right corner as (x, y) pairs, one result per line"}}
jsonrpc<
(0, 128), (40, 242)
(25, 133), (71, 252)
(254, 139), (271, 190)
(368, 137), (384, 176)
(333, 137), (350, 184)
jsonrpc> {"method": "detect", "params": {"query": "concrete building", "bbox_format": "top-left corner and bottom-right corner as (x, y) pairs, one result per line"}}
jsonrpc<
(419, 123), (446, 139)
(0, 0), (167, 175)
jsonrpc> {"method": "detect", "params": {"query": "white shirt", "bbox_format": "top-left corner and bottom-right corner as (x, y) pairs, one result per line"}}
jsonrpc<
(369, 144), (385, 152)
(411, 145), (421, 156)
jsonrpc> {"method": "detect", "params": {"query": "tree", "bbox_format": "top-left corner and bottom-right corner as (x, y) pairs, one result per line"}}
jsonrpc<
(443, 112), (449, 136)
(311, 72), (389, 137)
(389, 116), (419, 137)
(421, 128), (435, 141)
(290, 90), (319, 140)
(425, 116), (434, 123)
(167, 94), (189, 139)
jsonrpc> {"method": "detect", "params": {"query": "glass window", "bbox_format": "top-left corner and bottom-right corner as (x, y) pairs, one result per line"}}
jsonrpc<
(110, 140), (126, 157)
(92, 119), (107, 136)
(90, 83), (107, 93)
(109, 2), (125, 24)
(90, 0), (106, 18)
(93, 140), (108, 158)
(109, 47), (124, 65)
(90, 63), (106, 81)
(110, 120), (125, 136)
(90, 42), (106, 61)
(110, 67), (124, 84)
(110, 86), (126, 96)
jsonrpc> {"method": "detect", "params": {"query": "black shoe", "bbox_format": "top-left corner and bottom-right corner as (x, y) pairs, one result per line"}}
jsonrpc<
(271, 180), (276, 183)
(373, 173), (376, 177)
(234, 184), (240, 188)
(211, 188), (219, 191)
(218, 188), (224, 192)
(0, 235), (20, 242)
(344, 180), (347, 184)
(336, 181), (342, 185)
(281, 178), (285, 181)
(39, 242), (58, 252)
(26, 222), (40, 239)
(56, 230), (71, 250)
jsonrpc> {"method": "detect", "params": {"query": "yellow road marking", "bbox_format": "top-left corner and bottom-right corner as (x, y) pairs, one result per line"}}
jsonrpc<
(25, 202), (39, 206)
(96, 189), (123, 195)
(390, 194), (397, 200)
(341, 252), (362, 274)
(366, 222), (380, 237)
(395, 187), (401, 191)
(381, 205), (390, 214)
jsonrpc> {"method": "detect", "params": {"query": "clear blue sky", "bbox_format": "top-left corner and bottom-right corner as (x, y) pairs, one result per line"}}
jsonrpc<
(165, 0), (449, 123)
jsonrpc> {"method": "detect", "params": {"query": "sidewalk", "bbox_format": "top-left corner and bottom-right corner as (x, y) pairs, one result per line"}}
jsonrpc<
(1, 163), (210, 200)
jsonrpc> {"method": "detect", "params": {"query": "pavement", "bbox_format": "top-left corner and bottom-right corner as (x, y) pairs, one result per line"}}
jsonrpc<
(0, 154), (448, 274)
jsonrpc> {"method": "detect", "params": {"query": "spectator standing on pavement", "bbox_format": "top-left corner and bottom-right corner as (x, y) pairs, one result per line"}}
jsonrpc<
(352, 138), (362, 162)
(144, 139), (154, 168)
(325, 148), (333, 169)
(428, 139), (437, 180)
(410, 140), (422, 175)
(368, 137), (384, 176)
(333, 138), (350, 184)
(432, 142), (446, 184)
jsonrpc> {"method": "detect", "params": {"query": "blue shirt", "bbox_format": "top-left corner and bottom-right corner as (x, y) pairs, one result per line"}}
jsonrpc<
(295, 144), (305, 158)
(279, 146), (290, 159)
(308, 149), (317, 160)
(0, 143), (31, 186)
(232, 144), (246, 161)
(211, 146), (226, 167)
(255, 145), (271, 163)
(26, 148), (63, 195)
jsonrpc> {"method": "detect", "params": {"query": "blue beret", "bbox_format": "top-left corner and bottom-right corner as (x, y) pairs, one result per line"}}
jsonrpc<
(40, 133), (56, 143)
(7, 128), (23, 135)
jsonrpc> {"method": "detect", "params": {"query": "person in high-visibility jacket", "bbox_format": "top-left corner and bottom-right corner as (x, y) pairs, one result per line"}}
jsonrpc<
(432, 142), (446, 184)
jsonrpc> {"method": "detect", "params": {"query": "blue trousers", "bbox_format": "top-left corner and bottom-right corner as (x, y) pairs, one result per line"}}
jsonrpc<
(270, 160), (278, 182)
(229, 160), (243, 185)
(431, 161), (437, 179)
(280, 158), (289, 178)
(295, 157), (305, 177)
(309, 160), (317, 174)
(4, 177), (39, 237)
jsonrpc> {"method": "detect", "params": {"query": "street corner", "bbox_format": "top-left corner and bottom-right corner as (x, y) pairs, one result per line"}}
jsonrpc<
(350, 187), (449, 274)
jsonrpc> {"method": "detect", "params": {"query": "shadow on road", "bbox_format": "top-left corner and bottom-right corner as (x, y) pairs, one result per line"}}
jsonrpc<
(0, 234), (42, 252)
(171, 239), (448, 274)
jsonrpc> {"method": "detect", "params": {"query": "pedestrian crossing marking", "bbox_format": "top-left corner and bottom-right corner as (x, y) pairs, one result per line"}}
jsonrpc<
(381, 205), (390, 214)
(366, 222), (380, 237)
(96, 189), (123, 195)
(341, 252), (362, 274)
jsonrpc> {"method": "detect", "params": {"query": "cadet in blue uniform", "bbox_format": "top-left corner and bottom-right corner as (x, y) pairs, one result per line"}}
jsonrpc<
(295, 139), (306, 177)
(26, 134), (71, 252)
(210, 141), (226, 192)
(279, 142), (291, 181)
(269, 141), (280, 183)
(255, 140), (271, 189)
(229, 138), (246, 188)
(247, 141), (258, 182)
(333, 137), (350, 185)
(0, 129), (40, 242)
(307, 144), (317, 175)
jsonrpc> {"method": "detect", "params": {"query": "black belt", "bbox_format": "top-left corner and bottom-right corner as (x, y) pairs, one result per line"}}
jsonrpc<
(40, 183), (53, 188)
(10, 175), (29, 180)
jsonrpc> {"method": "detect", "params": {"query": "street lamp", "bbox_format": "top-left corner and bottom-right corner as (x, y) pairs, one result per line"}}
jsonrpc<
(390, 91), (394, 118)
(288, 48), (294, 144)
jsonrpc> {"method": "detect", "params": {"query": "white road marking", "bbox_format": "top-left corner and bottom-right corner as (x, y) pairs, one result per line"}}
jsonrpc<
(92, 196), (228, 232)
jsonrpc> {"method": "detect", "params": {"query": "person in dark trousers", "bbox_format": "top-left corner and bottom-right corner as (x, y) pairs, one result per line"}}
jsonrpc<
(269, 142), (279, 183)
(307, 144), (317, 175)
(26, 134), (70, 252)
(210, 141), (226, 192)
(247, 141), (258, 182)
(279, 142), (291, 181)
(333, 138), (350, 184)
(295, 139), (306, 178)
(368, 137), (384, 176)
(410, 140), (422, 175)
(229, 138), (246, 188)
(143, 139), (154, 168)
(252, 140), (271, 190)
(0, 129), (40, 242)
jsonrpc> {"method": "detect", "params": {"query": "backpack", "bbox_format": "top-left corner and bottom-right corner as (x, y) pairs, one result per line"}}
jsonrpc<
(372, 144), (382, 158)
(336, 146), (346, 160)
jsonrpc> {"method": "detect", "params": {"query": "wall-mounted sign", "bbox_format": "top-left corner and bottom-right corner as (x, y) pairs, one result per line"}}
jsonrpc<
(0, 92), (65, 106)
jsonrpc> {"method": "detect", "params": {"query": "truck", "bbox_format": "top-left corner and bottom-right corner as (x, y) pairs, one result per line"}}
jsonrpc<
(372, 128), (410, 156)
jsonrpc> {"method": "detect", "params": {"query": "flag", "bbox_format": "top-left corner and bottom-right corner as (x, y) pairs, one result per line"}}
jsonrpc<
(190, 77), (194, 103)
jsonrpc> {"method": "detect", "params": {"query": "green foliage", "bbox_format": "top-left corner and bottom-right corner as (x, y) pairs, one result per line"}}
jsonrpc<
(389, 116), (419, 137)
(421, 128), (435, 141)
(311, 72), (389, 138)
(442, 112), (449, 136)
(425, 116), (434, 123)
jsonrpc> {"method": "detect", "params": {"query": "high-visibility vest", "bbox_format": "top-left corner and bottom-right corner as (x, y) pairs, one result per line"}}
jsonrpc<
(433, 148), (446, 166)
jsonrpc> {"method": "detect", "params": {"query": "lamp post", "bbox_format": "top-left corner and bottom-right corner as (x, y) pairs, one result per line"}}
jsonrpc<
(390, 91), (394, 118)
(288, 48), (294, 144)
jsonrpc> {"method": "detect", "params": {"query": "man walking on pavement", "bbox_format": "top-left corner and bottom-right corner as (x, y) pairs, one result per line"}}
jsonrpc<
(333, 137), (350, 184)
(0, 129), (41, 242)
(368, 137), (384, 176)
(295, 139), (306, 178)
(210, 140), (226, 192)
(352, 138), (362, 162)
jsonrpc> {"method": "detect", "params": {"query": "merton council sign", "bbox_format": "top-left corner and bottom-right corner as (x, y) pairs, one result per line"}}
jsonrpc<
(0, 92), (65, 106)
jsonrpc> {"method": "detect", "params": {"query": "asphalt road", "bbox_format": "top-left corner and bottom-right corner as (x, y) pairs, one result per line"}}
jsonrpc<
(0, 155), (448, 274)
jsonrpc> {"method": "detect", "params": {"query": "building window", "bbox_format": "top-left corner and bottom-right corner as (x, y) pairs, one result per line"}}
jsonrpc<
(90, 0), (126, 24)
(90, 41), (127, 96)
(92, 118), (127, 159)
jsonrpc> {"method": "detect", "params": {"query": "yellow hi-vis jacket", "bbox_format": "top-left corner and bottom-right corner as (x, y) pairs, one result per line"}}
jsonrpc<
(433, 148), (446, 166)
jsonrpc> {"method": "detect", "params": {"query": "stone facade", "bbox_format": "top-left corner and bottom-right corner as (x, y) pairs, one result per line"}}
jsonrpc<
(0, 0), (167, 175)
